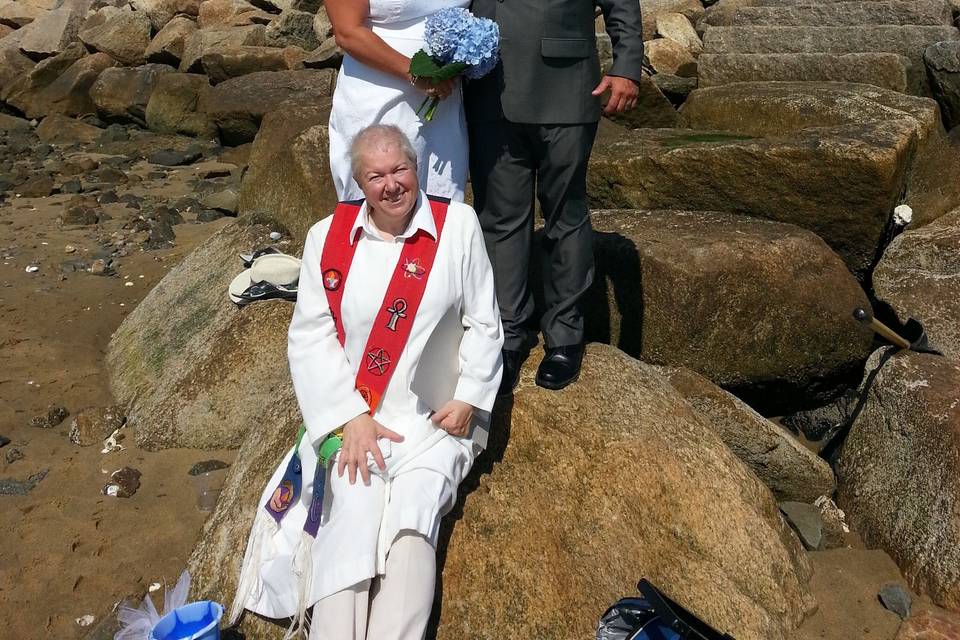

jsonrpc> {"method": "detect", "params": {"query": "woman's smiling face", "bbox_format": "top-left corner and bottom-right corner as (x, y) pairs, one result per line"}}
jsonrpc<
(358, 142), (419, 223)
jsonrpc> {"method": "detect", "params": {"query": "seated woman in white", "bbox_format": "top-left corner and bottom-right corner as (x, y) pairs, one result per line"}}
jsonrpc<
(230, 124), (503, 640)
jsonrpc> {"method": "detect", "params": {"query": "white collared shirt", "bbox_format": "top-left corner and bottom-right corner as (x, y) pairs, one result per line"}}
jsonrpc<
(350, 193), (438, 245)
(288, 191), (504, 451)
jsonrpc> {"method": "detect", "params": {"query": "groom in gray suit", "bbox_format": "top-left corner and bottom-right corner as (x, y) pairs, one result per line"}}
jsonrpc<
(465, 0), (645, 393)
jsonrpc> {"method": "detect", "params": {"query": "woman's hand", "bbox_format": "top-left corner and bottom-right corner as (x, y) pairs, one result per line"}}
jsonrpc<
(430, 400), (475, 437)
(412, 76), (456, 101)
(337, 414), (404, 485)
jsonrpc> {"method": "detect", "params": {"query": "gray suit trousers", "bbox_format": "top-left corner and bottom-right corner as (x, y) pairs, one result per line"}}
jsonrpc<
(469, 121), (598, 350)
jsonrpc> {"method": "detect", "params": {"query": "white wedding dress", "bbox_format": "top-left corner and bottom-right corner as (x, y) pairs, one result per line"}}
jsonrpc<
(328, 0), (470, 202)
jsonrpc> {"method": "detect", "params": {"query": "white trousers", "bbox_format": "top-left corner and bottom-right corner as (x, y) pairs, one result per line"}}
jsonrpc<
(308, 532), (436, 640)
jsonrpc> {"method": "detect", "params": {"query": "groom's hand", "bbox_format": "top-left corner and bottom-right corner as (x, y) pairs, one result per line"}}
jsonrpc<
(592, 75), (639, 114)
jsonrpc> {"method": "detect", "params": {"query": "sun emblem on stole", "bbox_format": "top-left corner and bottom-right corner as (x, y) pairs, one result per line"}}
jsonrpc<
(401, 257), (426, 279)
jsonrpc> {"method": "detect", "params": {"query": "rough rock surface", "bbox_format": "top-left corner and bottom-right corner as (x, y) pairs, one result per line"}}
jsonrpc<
(78, 8), (152, 65)
(90, 63), (176, 125)
(106, 221), (297, 450)
(264, 9), (318, 50)
(144, 72), (217, 138)
(5, 51), (117, 119)
(677, 82), (960, 229)
(131, 0), (200, 31)
(585, 209), (872, 411)
(656, 12), (702, 53)
(68, 405), (125, 446)
(188, 345), (815, 640)
(645, 37), (698, 76)
(587, 119), (914, 278)
(200, 45), (307, 83)
(838, 348), (960, 611)
(701, 25), (959, 94)
(698, 52), (911, 93)
(925, 40), (960, 131)
(201, 68), (336, 144)
(873, 209), (960, 361)
(144, 15), (197, 66)
(723, 0), (953, 26)
(641, 0), (705, 43)
(657, 365), (836, 502)
(237, 101), (336, 240)
(896, 605), (960, 639)
(18, 0), (91, 58)
(179, 24), (267, 72)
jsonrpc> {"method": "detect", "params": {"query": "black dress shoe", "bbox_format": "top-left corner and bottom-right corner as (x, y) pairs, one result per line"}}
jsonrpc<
(535, 344), (584, 390)
(497, 348), (529, 397)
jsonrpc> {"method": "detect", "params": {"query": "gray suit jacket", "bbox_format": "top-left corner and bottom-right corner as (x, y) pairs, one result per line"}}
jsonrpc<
(464, 0), (644, 124)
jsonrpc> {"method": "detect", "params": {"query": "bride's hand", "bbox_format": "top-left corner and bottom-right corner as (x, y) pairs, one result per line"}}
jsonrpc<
(413, 77), (455, 100)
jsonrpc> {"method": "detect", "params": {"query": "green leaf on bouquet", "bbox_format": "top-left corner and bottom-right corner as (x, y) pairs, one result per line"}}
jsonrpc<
(410, 50), (468, 82)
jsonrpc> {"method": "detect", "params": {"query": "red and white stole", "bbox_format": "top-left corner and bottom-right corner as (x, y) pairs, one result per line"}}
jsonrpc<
(320, 195), (450, 413)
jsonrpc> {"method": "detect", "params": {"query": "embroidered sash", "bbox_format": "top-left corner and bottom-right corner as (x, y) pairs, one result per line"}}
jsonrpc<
(264, 195), (449, 536)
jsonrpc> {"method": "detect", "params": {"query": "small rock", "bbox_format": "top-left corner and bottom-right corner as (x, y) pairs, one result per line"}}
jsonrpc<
(151, 205), (185, 226)
(779, 501), (824, 550)
(98, 190), (119, 205)
(201, 188), (239, 214)
(148, 148), (201, 166)
(188, 459), (231, 476)
(879, 583), (912, 620)
(62, 204), (100, 226)
(61, 179), (83, 194)
(25, 265), (40, 273)
(88, 259), (114, 276)
(103, 467), (141, 498)
(68, 405), (126, 447)
(894, 204), (913, 226)
(0, 435), (9, 448)
(0, 469), (48, 495)
(815, 495), (848, 549)
(93, 166), (128, 185)
(29, 405), (69, 428)
(64, 245), (77, 254)
(196, 209), (224, 222)
(17, 174), (55, 198)
(118, 193), (142, 209)
(5, 448), (24, 464)
(145, 217), (176, 249)
(270, 231), (282, 241)
(98, 124), (129, 144)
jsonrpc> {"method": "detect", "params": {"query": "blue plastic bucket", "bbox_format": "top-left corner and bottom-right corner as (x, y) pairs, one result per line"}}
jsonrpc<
(150, 601), (223, 640)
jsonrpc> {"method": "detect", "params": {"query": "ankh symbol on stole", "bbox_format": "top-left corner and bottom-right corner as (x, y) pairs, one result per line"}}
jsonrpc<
(386, 298), (407, 331)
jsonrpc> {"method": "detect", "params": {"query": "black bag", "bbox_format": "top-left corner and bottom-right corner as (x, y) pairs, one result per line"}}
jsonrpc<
(596, 579), (735, 640)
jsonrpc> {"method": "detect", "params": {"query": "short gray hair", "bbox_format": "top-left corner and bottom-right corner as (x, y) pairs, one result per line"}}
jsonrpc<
(350, 124), (417, 179)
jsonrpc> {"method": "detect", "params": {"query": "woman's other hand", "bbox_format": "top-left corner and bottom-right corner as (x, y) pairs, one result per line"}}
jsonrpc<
(413, 77), (456, 100)
(338, 414), (404, 485)
(430, 400), (475, 437)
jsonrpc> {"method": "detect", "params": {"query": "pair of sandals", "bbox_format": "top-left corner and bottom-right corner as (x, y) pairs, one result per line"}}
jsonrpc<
(229, 247), (301, 306)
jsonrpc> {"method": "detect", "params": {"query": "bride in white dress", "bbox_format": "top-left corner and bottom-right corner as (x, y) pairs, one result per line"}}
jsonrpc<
(327, 0), (470, 202)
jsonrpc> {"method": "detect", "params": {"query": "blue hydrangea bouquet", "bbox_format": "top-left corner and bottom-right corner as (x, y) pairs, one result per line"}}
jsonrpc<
(411, 7), (500, 121)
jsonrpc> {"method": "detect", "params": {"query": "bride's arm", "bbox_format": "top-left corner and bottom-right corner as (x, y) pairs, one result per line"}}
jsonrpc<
(327, 0), (452, 97)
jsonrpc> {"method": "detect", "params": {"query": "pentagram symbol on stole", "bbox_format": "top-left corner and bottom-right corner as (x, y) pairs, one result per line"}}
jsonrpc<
(366, 348), (391, 376)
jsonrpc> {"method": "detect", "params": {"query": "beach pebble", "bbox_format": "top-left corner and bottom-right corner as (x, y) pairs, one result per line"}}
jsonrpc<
(64, 245), (76, 254)
(5, 448), (24, 464)
(103, 467), (141, 498)
(270, 231), (282, 241)
(0, 435), (9, 448)
(29, 405), (69, 428)
(879, 583), (912, 619)
(894, 204), (913, 226)
(69, 406), (125, 447)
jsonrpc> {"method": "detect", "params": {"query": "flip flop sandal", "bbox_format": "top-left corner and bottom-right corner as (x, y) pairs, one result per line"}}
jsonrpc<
(233, 281), (298, 306)
(239, 246), (281, 268)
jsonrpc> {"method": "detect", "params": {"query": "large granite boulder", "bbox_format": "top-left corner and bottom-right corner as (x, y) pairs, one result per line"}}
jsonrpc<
(179, 25), (267, 72)
(188, 345), (815, 640)
(17, 0), (92, 59)
(4, 50), (117, 118)
(200, 45), (308, 83)
(873, 209), (960, 361)
(0, 48), (35, 100)
(701, 25), (960, 94)
(264, 9), (318, 50)
(106, 221), (298, 450)
(144, 72), (217, 138)
(925, 40), (960, 131)
(588, 118), (913, 279)
(641, 0), (705, 43)
(90, 63), (177, 125)
(130, 0), (200, 31)
(656, 365), (836, 502)
(698, 52), (912, 93)
(201, 68), (336, 144)
(145, 15), (197, 65)
(838, 348), (960, 611)
(678, 82), (960, 230)
(237, 101), (336, 241)
(78, 7), (152, 65)
(720, 0), (953, 26)
(197, 0), (271, 28)
(584, 209), (873, 412)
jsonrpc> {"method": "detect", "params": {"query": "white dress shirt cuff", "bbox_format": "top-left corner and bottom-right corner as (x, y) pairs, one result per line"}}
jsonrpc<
(454, 375), (497, 414)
